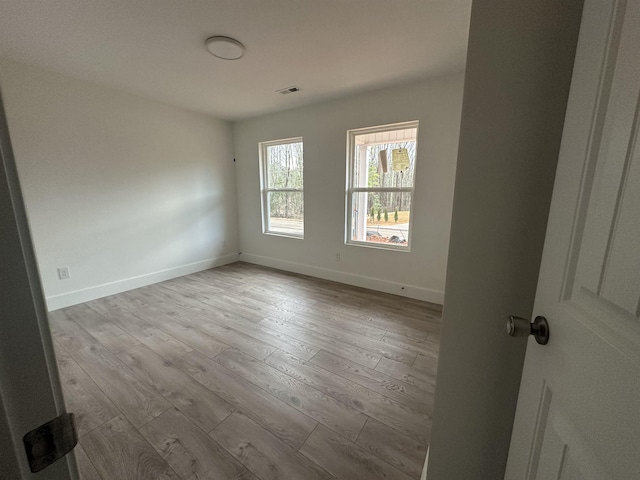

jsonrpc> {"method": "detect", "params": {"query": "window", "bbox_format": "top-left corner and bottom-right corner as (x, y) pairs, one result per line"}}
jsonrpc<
(346, 121), (418, 250)
(260, 138), (304, 237)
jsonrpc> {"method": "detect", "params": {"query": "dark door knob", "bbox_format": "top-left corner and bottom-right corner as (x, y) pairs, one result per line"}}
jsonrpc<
(507, 315), (549, 345)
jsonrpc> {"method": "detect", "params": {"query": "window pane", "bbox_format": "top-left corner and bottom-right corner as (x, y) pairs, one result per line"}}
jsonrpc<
(352, 128), (417, 189)
(266, 142), (304, 189)
(268, 191), (304, 236)
(350, 191), (411, 246)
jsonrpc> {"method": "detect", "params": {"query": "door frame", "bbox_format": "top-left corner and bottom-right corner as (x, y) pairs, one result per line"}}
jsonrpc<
(0, 89), (77, 479)
(426, 0), (585, 478)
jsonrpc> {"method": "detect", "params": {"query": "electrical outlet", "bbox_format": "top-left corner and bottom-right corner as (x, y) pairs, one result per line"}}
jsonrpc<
(335, 253), (341, 262)
(57, 267), (70, 280)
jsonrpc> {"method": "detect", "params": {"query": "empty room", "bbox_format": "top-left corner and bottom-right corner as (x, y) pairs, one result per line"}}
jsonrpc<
(0, 2), (466, 479)
(3, 1), (638, 480)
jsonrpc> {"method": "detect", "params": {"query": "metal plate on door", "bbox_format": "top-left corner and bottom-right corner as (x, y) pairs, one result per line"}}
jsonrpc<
(23, 412), (78, 473)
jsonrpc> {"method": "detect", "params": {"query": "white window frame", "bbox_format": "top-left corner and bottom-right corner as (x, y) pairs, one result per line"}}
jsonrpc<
(345, 121), (419, 252)
(259, 137), (304, 238)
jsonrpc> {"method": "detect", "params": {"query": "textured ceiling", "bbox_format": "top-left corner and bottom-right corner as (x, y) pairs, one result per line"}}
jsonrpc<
(0, 0), (471, 120)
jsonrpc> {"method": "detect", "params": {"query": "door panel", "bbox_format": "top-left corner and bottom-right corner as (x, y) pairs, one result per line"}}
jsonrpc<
(506, 0), (640, 478)
(0, 90), (75, 477)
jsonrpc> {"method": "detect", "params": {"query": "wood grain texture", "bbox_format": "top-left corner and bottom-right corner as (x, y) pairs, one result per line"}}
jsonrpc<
(121, 288), (278, 360)
(376, 357), (437, 388)
(309, 350), (434, 408)
(117, 344), (234, 432)
(81, 415), (179, 480)
(119, 292), (230, 358)
(55, 349), (119, 437)
(175, 351), (317, 449)
(412, 352), (439, 375)
(356, 417), (428, 478)
(211, 412), (335, 480)
(49, 310), (100, 353)
(215, 348), (367, 441)
(64, 304), (140, 355)
(140, 408), (256, 480)
(88, 298), (193, 360)
(299, 424), (413, 480)
(382, 331), (440, 357)
(259, 317), (382, 368)
(69, 343), (170, 428)
(75, 442), (103, 480)
(264, 315), (417, 365)
(265, 350), (430, 445)
(50, 262), (439, 480)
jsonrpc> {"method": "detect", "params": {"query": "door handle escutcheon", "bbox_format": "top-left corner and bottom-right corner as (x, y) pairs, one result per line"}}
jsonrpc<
(507, 315), (549, 345)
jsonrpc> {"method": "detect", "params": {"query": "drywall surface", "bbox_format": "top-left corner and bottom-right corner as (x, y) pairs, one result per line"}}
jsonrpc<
(0, 58), (239, 309)
(427, 1), (583, 479)
(233, 75), (464, 303)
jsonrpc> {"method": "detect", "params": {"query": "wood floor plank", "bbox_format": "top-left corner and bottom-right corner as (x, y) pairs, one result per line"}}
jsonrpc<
(190, 269), (247, 289)
(118, 344), (234, 432)
(259, 317), (381, 369)
(356, 417), (428, 478)
(309, 300), (430, 341)
(234, 322), (320, 361)
(162, 277), (276, 322)
(123, 287), (278, 361)
(293, 309), (388, 340)
(412, 352), (439, 375)
(69, 343), (170, 428)
(194, 320), (277, 361)
(309, 350), (434, 409)
(215, 349), (368, 441)
(49, 262), (441, 480)
(81, 415), (179, 480)
(167, 274), (226, 295)
(140, 407), (256, 480)
(64, 304), (140, 355)
(201, 292), (277, 323)
(274, 300), (389, 339)
(118, 292), (230, 358)
(376, 357), (437, 389)
(87, 298), (193, 361)
(174, 351), (317, 449)
(265, 350), (430, 445)
(138, 283), (221, 318)
(299, 424), (413, 480)
(210, 412), (335, 480)
(48, 310), (101, 353)
(139, 285), (318, 360)
(382, 331), (440, 357)
(75, 441), (103, 480)
(55, 349), (119, 437)
(270, 315), (417, 365)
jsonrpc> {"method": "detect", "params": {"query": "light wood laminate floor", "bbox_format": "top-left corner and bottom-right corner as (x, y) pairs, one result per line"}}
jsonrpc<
(49, 262), (441, 480)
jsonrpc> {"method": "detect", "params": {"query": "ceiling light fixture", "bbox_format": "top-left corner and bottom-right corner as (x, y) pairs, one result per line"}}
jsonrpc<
(205, 36), (245, 60)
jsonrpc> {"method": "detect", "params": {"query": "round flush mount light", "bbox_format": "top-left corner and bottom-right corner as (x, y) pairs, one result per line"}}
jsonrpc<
(205, 36), (245, 60)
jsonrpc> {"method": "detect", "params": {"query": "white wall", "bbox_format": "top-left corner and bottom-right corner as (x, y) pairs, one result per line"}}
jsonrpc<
(0, 58), (239, 310)
(233, 74), (464, 303)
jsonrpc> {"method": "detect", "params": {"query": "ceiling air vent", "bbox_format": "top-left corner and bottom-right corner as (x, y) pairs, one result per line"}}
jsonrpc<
(277, 86), (300, 95)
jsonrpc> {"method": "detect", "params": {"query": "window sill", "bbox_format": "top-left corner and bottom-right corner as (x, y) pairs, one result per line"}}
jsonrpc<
(263, 231), (305, 240)
(345, 240), (411, 253)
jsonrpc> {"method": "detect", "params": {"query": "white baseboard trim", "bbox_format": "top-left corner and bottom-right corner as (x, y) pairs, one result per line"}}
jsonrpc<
(240, 253), (444, 304)
(46, 253), (240, 311)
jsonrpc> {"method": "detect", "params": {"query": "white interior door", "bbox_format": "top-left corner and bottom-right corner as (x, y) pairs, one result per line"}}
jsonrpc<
(0, 93), (75, 478)
(505, 0), (640, 478)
